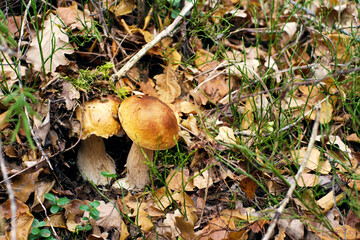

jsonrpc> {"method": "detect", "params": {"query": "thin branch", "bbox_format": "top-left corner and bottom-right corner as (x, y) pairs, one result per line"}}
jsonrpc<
(262, 104), (321, 240)
(110, 0), (195, 82)
(36, 196), (59, 240)
(0, 139), (16, 240)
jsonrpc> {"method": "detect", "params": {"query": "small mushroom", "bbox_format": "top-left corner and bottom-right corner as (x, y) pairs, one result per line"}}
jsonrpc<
(76, 97), (121, 185)
(116, 95), (179, 190)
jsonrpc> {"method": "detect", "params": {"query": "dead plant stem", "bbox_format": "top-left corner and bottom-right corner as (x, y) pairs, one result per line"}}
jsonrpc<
(0, 139), (16, 240)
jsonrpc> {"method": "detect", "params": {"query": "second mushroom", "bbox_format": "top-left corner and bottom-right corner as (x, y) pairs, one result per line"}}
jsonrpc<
(116, 95), (179, 190)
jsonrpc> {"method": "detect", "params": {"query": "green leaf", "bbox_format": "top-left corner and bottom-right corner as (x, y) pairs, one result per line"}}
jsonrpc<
(84, 224), (92, 231)
(56, 197), (69, 206)
(75, 225), (84, 231)
(79, 205), (91, 212)
(50, 205), (60, 214)
(32, 218), (39, 227)
(40, 229), (51, 238)
(31, 227), (40, 235)
(90, 201), (100, 208)
(101, 171), (117, 178)
(44, 193), (57, 205)
(90, 208), (100, 220)
(38, 221), (47, 227)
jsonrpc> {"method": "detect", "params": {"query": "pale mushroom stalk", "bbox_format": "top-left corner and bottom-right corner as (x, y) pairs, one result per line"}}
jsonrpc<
(120, 143), (153, 189)
(77, 135), (116, 185)
(75, 97), (121, 185)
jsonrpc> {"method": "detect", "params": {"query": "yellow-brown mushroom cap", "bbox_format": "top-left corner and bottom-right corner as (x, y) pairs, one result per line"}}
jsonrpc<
(76, 97), (122, 140)
(118, 95), (179, 150)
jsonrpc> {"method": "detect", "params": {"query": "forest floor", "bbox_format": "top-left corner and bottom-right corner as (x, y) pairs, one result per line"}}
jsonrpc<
(1, 0), (360, 239)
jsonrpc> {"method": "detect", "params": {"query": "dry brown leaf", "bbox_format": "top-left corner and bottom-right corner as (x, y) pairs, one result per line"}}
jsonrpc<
(193, 170), (214, 189)
(45, 213), (66, 228)
(278, 218), (304, 240)
(215, 126), (237, 145)
(2, 199), (34, 240)
(57, 2), (93, 30)
(11, 170), (41, 203)
(0, 52), (25, 88)
(32, 180), (55, 208)
(139, 79), (159, 98)
(64, 199), (87, 232)
(154, 65), (181, 103)
(26, 13), (74, 73)
(292, 147), (331, 174)
(180, 101), (198, 114)
(106, 0), (135, 17)
(347, 133), (360, 143)
(166, 169), (195, 191)
(320, 225), (360, 240)
(175, 214), (197, 240)
(60, 80), (80, 110)
(181, 114), (199, 136)
(120, 220), (129, 240)
(84, 201), (122, 232)
(314, 33), (354, 62)
(239, 176), (258, 199)
(316, 191), (344, 213)
(241, 98), (254, 129)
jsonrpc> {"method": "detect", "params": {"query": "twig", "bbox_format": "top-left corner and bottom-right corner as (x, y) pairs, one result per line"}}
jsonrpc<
(262, 104), (321, 240)
(0, 139), (16, 240)
(36, 196), (59, 239)
(110, 0), (195, 82)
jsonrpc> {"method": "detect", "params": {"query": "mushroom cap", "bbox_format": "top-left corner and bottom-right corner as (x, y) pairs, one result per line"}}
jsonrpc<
(76, 97), (122, 140)
(119, 95), (179, 150)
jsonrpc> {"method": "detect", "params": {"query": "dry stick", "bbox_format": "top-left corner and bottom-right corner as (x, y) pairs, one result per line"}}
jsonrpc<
(0, 139), (16, 240)
(262, 104), (321, 240)
(110, 0), (195, 82)
(36, 196), (59, 240)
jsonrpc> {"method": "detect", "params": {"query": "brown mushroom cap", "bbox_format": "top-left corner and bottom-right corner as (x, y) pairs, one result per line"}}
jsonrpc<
(119, 95), (179, 150)
(76, 97), (122, 140)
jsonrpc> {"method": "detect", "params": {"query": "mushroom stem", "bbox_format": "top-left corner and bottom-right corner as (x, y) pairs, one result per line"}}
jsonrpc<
(125, 143), (153, 189)
(77, 135), (116, 185)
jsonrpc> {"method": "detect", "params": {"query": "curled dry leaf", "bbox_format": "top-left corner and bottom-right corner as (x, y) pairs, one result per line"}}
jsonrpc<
(11, 170), (41, 203)
(26, 13), (74, 73)
(64, 199), (87, 232)
(291, 147), (331, 174)
(1, 199), (34, 240)
(154, 65), (181, 103)
(166, 169), (195, 191)
(193, 170), (214, 189)
(57, 2), (93, 31)
(215, 126), (237, 145)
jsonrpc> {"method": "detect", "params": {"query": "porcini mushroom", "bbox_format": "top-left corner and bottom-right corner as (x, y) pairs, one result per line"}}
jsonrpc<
(116, 95), (179, 190)
(76, 97), (121, 185)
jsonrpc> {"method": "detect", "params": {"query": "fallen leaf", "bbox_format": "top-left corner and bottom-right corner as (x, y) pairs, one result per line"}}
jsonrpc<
(193, 170), (214, 189)
(32, 180), (55, 208)
(2, 199), (34, 240)
(45, 212), (66, 228)
(215, 126), (237, 145)
(154, 65), (181, 103)
(166, 169), (195, 191)
(239, 176), (258, 199)
(316, 191), (344, 213)
(26, 13), (74, 73)
(11, 170), (41, 203)
(57, 2), (93, 31)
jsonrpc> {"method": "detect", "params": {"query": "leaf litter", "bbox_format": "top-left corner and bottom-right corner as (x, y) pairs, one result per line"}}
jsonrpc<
(0, 0), (360, 239)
